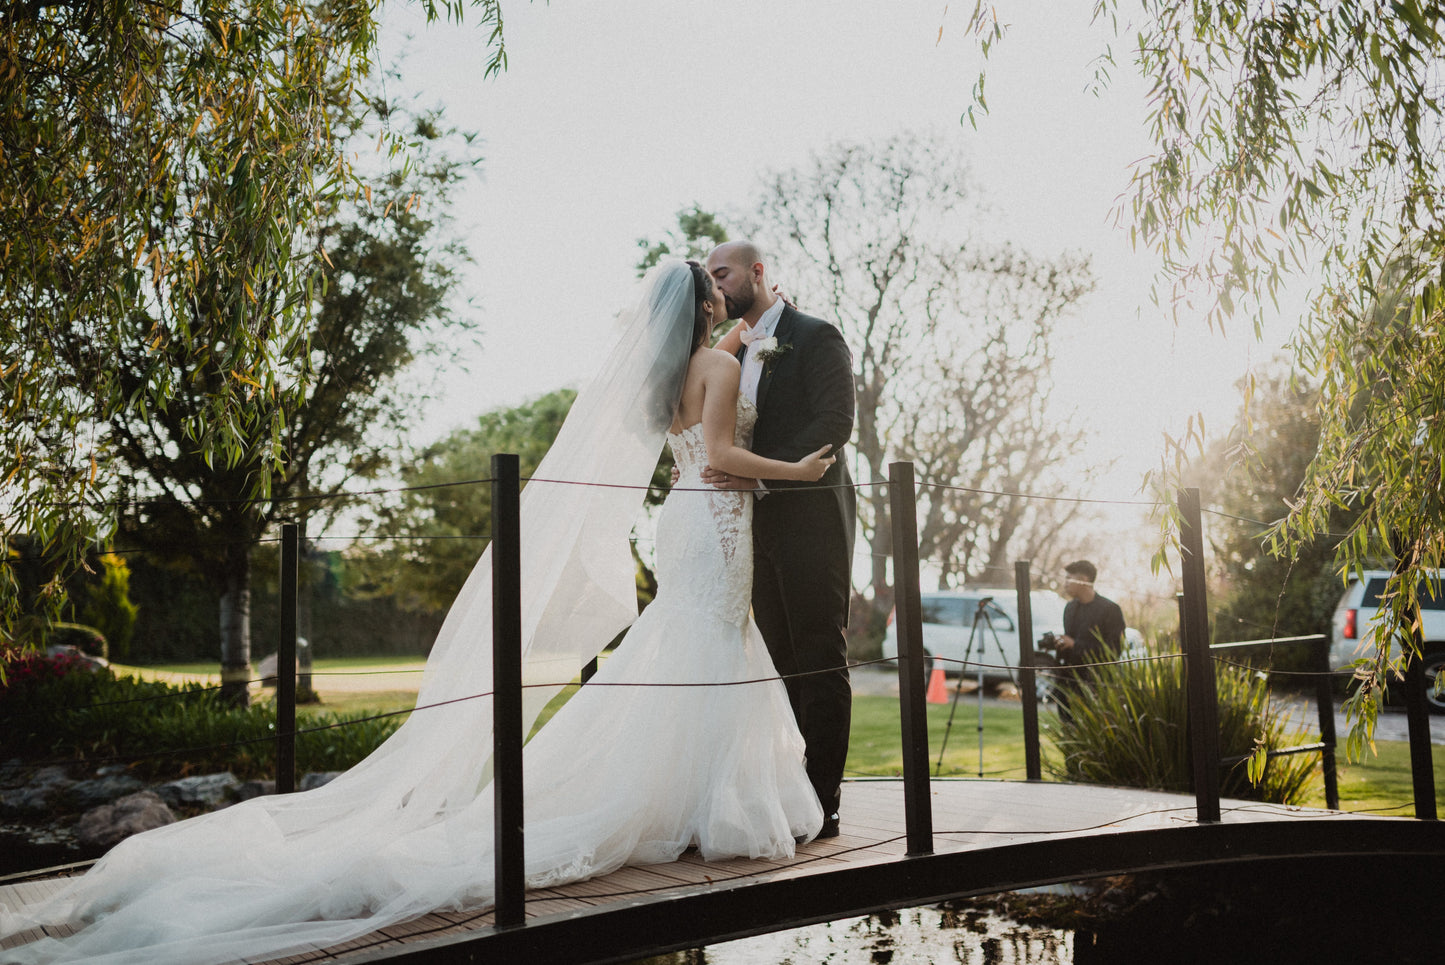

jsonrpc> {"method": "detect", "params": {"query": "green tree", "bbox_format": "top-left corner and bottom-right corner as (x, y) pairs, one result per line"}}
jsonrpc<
(1197, 371), (1351, 663)
(355, 389), (579, 613)
(964, 2), (1445, 733)
(0, 0), (504, 645)
(636, 205), (730, 274)
(99, 94), (478, 703)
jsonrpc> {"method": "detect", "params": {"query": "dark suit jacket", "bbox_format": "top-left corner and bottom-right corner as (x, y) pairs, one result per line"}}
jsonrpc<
(739, 305), (857, 563)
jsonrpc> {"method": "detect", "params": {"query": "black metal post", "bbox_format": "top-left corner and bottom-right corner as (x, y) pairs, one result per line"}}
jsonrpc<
(581, 656), (599, 684)
(1310, 634), (1340, 810)
(1403, 634), (1438, 821)
(492, 454), (526, 925)
(889, 461), (933, 856)
(1178, 488), (1221, 823)
(277, 522), (297, 794)
(1014, 561), (1041, 782)
(1389, 547), (1437, 821)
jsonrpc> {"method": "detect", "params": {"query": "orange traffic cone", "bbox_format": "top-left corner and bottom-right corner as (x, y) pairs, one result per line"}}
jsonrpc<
(925, 664), (948, 704)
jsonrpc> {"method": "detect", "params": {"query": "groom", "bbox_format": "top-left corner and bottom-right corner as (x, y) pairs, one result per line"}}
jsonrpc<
(701, 241), (856, 838)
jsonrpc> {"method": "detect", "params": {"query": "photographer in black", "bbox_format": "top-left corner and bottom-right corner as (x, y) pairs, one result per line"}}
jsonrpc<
(1050, 559), (1126, 721)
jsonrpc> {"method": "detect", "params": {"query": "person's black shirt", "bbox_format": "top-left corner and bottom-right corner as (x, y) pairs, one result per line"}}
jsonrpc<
(1062, 594), (1126, 666)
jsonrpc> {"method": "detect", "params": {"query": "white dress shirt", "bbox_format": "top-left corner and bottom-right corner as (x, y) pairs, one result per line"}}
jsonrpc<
(738, 296), (786, 406)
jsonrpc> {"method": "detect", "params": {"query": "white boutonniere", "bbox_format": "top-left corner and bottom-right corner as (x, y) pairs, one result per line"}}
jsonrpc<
(755, 337), (790, 364)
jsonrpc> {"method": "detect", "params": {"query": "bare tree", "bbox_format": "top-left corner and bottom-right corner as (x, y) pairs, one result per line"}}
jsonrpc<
(741, 133), (1095, 620)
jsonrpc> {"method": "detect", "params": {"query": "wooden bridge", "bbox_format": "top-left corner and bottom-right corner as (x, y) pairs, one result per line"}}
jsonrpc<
(5, 777), (1443, 964)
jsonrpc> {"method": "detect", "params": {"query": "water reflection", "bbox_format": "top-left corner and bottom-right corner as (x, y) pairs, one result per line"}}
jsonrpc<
(635, 905), (1074, 964)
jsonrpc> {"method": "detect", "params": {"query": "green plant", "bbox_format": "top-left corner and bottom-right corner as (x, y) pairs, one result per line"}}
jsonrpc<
(77, 553), (138, 660)
(1047, 650), (1319, 805)
(0, 654), (401, 782)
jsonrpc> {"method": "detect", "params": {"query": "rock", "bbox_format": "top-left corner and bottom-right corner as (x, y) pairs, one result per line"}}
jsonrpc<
(30, 765), (75, 789)
(75, 791), (175, 851)
(68, 773), (146, 810)
(0, 767), (76, 818)
(0, 786), (61, 818)
(0, 759), (27, 789)
(95, 764), (131, 778)
(299, 771), (342, 792)
(230, 780), (275, 802)
(154, 772), (241, 809)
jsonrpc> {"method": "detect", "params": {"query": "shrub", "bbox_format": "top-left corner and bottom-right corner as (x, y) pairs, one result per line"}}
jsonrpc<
(77, 553), (139, 660)
(1047, 646), (1319, 805)
(0, 653), (401, 782)
(0, 647), (103, 690)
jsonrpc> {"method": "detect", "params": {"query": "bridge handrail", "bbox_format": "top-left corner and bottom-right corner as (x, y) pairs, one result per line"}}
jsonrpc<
(1204, 632), (1339, 809)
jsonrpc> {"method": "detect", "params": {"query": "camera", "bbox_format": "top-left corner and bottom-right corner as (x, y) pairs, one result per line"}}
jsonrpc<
(1037, 632), (1059, 652)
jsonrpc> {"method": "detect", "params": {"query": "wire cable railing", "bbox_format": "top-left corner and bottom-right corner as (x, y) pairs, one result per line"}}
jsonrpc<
(2, 472), (1418, 796)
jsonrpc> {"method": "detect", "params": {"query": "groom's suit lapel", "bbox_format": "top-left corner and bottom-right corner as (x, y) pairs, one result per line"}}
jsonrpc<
(755, 306), (794, 412)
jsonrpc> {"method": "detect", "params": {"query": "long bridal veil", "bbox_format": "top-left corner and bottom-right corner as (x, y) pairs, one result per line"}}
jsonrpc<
(2, 261), (698, 965)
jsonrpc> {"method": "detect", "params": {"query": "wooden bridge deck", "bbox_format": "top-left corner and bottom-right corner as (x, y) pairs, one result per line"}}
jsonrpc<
(4, 778), (1442, 964)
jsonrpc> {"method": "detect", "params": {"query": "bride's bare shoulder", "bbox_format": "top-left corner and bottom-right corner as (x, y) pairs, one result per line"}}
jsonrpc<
(696, 346), (741, 374)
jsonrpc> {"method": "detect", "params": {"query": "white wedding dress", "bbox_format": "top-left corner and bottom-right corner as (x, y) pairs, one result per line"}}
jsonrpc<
(1, 395), (822, 965)
(521, 398), (821, 875)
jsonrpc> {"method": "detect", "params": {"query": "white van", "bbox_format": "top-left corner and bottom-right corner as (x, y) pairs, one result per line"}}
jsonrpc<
(880, 588), (1069, 685)
(1329, 569), (1445, 712)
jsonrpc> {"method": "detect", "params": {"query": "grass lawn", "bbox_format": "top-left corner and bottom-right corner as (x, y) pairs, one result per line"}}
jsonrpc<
(114, 656), (430, 680)
(847, 695), (1064, 780)
(1315, 740), (1445, 814)
(116, 659), (1441, 814)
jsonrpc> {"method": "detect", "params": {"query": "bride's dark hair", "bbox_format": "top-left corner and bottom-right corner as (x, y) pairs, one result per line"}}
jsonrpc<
(685, 260), (713, 350)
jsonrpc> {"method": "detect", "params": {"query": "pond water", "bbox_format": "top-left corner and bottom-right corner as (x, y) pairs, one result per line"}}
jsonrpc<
(629, 855), (1436, 965)
(635, 905), (1077, 965)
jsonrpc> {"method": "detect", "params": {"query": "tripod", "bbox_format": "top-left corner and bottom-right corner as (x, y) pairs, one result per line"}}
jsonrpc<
(935, 596), (1015, 777)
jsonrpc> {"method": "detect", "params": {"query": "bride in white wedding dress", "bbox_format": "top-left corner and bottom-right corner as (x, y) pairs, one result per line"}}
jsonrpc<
(0, 260), (832, 965)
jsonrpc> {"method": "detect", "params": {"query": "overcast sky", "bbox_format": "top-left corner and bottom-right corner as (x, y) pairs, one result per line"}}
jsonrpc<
(372, 1), (1306, 596)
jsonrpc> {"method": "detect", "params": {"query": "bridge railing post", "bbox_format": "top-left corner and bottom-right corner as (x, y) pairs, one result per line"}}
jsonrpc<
(1178, 488), (1221, 823)
(889, 461), (933, 856)
(1014, 561), (1041, 782)
(277, 521), (297, 794)
(1310, 634), (1341, 810)
(492, 453), (526, 925)
(1402, 618), (1438, 821)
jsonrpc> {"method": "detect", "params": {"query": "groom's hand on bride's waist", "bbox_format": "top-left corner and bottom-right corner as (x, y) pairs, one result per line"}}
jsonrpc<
(700, 466), (759, 491)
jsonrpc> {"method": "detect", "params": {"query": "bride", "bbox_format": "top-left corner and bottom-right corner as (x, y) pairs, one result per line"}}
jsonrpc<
(0, 259), (834, 964)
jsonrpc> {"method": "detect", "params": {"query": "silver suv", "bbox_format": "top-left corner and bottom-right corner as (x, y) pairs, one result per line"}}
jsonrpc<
(1329, 569), (1445, 712)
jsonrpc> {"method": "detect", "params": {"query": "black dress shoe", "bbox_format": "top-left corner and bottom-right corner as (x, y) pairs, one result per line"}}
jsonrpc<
(816, 813), (840, 839)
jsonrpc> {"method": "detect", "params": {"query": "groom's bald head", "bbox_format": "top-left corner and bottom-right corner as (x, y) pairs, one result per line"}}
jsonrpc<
(709, 240), (763, 271)
(706, 240), (773, 323)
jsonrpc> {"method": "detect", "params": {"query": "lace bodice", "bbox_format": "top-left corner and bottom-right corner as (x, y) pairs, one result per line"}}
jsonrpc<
(666, 396), (759, 479)
(653, 398), (759, 623)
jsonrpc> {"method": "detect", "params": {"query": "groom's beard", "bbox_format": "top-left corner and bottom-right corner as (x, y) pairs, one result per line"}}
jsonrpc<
(725, 288), (755, 321)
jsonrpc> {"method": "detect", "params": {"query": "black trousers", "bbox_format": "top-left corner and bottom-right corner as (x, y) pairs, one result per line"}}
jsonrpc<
(752, 491), (853, 818)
